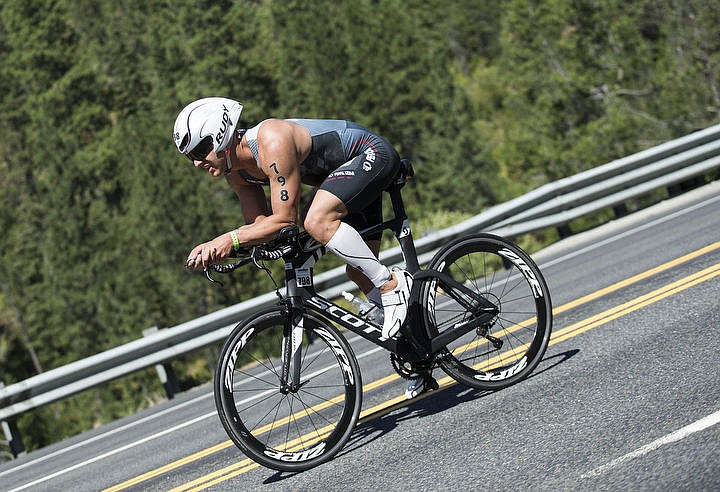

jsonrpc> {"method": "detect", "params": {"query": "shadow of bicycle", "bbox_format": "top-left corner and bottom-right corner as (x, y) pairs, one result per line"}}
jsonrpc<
(340, 348), (579, 456)
(263, 348), (578, 483)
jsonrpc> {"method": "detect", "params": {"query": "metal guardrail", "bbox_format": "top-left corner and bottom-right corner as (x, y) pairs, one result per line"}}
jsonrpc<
(2, 123), (719, 454)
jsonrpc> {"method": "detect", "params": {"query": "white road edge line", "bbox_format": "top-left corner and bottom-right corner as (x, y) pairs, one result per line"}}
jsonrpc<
(536, 192), (720, 269)
(581, 409), (720, 479)
(8, 412), (215, 492)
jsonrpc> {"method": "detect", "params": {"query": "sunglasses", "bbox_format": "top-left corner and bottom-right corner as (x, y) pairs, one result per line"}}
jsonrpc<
(185, 135), (214, 161)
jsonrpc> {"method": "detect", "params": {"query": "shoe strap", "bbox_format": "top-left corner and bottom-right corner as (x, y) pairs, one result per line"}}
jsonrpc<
(382, 292), (399, 305)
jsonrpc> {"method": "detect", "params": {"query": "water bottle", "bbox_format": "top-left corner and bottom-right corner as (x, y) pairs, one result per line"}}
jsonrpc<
(342, 291), (384, 324)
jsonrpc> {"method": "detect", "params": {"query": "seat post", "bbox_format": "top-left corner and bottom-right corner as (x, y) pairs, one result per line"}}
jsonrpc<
(387, 185), (421, 274)
(388, 184), (407, 223)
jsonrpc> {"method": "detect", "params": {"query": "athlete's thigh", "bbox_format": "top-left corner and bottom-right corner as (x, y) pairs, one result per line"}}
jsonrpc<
(319, 154), (394, 213)
(305, 189), (347, 220)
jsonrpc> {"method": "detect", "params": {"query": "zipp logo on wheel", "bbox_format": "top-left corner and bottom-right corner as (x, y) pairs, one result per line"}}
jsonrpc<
(497, 248), (544, 298)
(224, 328), (255, 391)
(264, 442), (326, 462)
(474, 356), (528, 381)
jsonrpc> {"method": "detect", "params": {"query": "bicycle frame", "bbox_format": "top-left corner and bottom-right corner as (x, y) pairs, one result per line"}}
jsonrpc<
(212, 160), (552, 472)
(277, 169), (499, 391)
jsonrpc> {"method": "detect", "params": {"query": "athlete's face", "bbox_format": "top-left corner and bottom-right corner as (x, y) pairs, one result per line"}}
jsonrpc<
(191, 151), (229, 177)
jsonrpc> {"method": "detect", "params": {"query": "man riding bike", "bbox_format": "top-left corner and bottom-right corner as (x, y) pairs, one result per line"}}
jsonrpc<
(173, 97), (425, 399)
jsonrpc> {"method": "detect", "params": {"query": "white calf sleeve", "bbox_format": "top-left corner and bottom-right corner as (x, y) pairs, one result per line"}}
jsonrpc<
(325, 222), (391, 288)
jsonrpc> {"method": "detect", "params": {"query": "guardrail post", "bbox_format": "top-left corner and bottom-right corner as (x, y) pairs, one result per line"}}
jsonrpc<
(1, 382), (25, 459)
(142, 327), (181, 399)
(557, 224), (572, 239)
(667, 176), (706, 197)
(2, 419), (25, 459)
(613, 203), (629, 218)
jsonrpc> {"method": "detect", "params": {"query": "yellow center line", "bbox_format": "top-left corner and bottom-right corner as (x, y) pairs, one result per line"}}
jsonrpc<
(103, 242), (720, 492)
(550, 241), (720, 316)
(182, 261), (720, 491)
(551, 261), (720, 344)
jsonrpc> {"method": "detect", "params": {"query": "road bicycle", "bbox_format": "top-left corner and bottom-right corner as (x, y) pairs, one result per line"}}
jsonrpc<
(208, 159), (553, 471)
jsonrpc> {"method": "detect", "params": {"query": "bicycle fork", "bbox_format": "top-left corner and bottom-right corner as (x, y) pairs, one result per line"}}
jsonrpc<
(279, 300), (305, 394)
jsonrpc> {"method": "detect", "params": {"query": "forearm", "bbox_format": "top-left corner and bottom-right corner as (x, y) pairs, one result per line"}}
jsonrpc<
(185, 216), (288, 270)
(240, 186), (270, 224)
(234, 214), (296, 246)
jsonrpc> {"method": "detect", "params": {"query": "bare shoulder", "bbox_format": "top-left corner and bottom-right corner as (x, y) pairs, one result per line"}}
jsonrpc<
(257, 119), (311, 159)
(257, 118), (296, 139)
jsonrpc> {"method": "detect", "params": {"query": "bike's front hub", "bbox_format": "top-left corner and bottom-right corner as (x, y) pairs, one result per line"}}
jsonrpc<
(279, 380), (307, 394)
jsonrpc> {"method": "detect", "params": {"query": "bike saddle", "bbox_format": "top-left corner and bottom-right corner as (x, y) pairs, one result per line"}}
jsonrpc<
(391, 158), (414, 187)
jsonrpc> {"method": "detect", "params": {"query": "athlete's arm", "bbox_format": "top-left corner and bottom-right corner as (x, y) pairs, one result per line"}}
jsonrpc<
(224, 171), (269, 224)
(233, 119), (307, 246)
(185, 171), (268, 268)
(185, 120), (308, 268)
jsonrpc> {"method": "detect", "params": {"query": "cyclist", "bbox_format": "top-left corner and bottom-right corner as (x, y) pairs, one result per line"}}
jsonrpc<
(174, 98), (425, 397)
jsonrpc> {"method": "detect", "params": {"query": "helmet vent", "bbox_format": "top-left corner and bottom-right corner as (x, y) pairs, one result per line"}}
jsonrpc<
(178, 134), (190, 152)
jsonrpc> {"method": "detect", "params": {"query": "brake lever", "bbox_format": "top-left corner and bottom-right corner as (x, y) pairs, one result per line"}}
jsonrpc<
(204, 267), (224, 287)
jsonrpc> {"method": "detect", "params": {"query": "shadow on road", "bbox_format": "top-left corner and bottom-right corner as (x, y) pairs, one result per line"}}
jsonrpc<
(263, 348), (579, 484)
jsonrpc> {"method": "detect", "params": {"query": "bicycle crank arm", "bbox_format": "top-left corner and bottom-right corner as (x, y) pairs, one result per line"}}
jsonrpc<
(429, 311), (498, 354)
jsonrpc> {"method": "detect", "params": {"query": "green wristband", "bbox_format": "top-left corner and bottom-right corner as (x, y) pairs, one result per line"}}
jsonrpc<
(229, 230), (240, 252)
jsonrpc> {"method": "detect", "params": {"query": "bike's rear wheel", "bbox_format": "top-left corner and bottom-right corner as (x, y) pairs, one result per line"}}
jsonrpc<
(214, 307), (362, 471)
(423, 234), (552, 390)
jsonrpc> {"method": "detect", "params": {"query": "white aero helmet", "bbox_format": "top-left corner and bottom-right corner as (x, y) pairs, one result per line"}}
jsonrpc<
(173, 97), (243, 161)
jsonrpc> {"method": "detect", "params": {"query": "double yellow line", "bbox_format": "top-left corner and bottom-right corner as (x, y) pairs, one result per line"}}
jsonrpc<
(552, 260), (720, 344)
(105, 242), (720, 492)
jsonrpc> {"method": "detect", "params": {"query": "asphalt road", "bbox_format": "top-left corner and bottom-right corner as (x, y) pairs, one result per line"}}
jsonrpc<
(2, 180), (719, 491)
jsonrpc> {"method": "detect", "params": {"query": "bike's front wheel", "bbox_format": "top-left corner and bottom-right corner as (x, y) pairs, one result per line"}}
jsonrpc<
(214, 307), (362, 472)
(423, 234), (553, 390)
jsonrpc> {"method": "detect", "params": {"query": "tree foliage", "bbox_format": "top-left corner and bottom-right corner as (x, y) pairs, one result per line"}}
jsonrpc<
(0, 0), (717, 451)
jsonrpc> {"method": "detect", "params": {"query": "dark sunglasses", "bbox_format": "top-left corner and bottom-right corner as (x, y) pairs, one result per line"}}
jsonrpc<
(185, 135), (214, 161)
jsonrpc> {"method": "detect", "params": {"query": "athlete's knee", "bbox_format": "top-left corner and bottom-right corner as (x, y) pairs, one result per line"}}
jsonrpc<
(304, 194), (345, 241)
(302, 211), (323, 238)
(303, 212), (338, 244)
